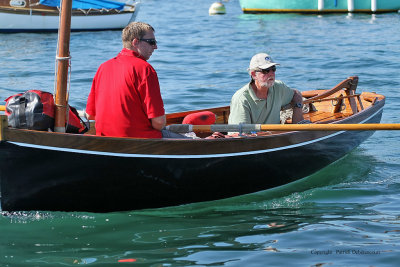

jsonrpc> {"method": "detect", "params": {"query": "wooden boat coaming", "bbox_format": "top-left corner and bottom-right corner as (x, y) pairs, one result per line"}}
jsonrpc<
(0, 93), (385, 156)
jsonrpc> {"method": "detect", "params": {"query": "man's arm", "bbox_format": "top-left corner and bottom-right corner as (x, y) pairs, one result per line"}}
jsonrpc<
(85, 112), (95, 120)
(151, 115), (166, 131)
(291, 90), (304, 124)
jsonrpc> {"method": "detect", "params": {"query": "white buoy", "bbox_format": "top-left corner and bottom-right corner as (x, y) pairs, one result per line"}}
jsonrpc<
(209, 2), (226, 15)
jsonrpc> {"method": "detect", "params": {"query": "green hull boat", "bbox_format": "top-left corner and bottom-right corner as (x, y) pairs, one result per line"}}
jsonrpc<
(239, 0), (400, 13)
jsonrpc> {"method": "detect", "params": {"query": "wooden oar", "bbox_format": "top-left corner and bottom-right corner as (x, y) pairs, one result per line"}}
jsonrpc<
(165, 123), (400, 133)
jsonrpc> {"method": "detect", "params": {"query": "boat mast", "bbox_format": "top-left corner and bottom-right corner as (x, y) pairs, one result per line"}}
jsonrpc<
(54, 0), (72, 132)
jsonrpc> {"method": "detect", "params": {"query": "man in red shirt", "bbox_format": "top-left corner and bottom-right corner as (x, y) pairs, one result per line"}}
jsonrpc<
(86, 22), (174, 138)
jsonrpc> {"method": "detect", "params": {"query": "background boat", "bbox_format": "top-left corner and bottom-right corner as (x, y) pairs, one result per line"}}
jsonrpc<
(239, 0), (400, 13)
(0, 0), (138, 32)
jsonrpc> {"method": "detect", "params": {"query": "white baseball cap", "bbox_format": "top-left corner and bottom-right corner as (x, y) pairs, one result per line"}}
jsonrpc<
(248, 53), (280, 72)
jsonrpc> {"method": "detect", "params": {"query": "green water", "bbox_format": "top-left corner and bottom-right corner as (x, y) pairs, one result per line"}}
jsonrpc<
(1, 0), (400, 265)
(1, 151), (399, 266)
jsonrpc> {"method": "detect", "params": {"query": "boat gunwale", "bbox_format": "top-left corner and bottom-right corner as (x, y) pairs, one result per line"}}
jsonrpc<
(0, 97), (385, 157)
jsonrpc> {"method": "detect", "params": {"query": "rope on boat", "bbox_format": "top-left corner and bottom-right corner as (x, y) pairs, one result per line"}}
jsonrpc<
(55, 56), (71, 61)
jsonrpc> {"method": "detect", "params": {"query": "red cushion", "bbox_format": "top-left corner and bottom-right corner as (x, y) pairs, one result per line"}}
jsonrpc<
(182, 111), (216, 125)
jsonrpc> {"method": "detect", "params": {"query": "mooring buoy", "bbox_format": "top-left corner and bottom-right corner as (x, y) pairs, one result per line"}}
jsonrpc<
(209, 2), (226, 15)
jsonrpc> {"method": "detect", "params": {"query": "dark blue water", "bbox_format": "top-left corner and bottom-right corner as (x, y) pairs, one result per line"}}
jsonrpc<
(1, 0), (400, 266)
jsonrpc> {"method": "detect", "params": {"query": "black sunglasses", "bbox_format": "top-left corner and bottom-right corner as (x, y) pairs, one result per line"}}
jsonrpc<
(140, 38), (157, 46)
(257, 66), (276, 74)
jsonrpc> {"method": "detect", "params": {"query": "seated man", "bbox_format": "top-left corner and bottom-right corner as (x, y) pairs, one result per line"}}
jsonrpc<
(228, 53), (304, 125)
(86, 22), (184, 139)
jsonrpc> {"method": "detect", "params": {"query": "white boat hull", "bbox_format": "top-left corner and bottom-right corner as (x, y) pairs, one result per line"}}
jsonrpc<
(0, 12), (137, 32)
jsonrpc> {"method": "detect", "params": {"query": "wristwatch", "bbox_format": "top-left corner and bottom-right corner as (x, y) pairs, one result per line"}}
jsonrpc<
(292, 102), (302, 109)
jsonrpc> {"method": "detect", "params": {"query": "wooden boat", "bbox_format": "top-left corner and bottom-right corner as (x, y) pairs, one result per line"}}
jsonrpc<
(0, 0), (138, 32)
(1, 0), (398, 212)
(0, 75), (391, 212)
(239, 0), (400, 14)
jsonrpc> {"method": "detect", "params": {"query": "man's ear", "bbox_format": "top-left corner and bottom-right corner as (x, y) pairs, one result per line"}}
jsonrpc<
(131, 38), (139, 48)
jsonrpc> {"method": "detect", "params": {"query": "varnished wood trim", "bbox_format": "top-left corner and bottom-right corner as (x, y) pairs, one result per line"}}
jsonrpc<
(362, 92), (385, 102)
(2, 101), (384, 157)
(166, 106), (230, 125)
(0, 115), (8, 141)
(304, 76), (358, 104)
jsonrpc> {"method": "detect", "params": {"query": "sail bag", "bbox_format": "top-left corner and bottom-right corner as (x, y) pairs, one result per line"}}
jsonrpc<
(5, 90), (88, 133)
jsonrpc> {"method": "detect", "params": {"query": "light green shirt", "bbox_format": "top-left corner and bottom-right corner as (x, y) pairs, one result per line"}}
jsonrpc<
(228, 80), (294, 124)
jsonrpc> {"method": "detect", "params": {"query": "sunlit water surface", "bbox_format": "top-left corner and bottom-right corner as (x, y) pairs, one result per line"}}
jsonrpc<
(1, 0), (400, 266)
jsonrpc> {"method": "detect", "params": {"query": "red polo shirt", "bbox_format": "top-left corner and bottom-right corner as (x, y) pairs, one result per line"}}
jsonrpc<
(86, 49), (165, 138)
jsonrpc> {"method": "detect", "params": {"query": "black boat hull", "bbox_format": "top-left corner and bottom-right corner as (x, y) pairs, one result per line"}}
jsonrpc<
(0, 101), (384, 212)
